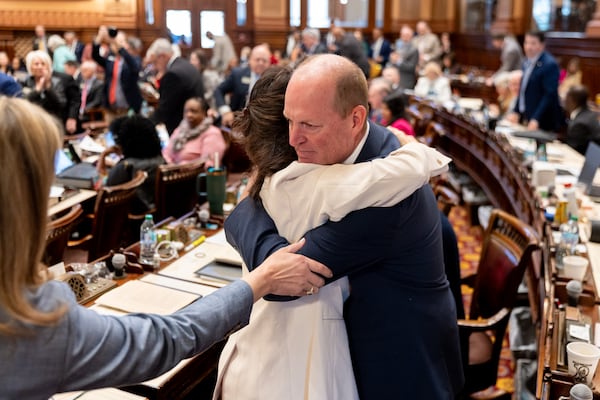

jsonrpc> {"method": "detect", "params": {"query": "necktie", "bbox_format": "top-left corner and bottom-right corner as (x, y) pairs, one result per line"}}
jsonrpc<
(80, 81), (88, 115)
(109, 56), (120, 106)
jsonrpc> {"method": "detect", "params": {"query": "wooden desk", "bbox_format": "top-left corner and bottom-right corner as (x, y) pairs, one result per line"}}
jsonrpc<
(48, 188), (96, 217)
(83, 216), (228, 400)
(408, 95), (600, 399)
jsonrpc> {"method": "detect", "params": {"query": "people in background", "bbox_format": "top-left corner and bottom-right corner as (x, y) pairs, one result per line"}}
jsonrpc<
(507, 31), (562, 131)
(283, 29), (301, 60)
(413, 21), (442, 69)
(63, 60), (81, 83)
(162, 97), (226, 167)
(206, 31), (237, 76)
(48, 35), (76, 74)
(92, 26), (143, 116)
(296, 28), (328, 61)
(369, 27), (392, 69)
(0, 72), (22, 97)
(491, 71), (513, 117)
(329, 27), (371, 78)
(368, 77), (393, 124)
(382, 91), (415, 136)
(563, 84), (600, 154)
(78, 60), (105, 124)
(214, 44), (272, 127)
(214, 63), (451, 400)
(388, 25), (419, 90)
(189, 49), (223, 112)
(558, 57), (583, 101)
(223, 53), (464, 399)
(99, 115), (166, 214)
(0, 96), (331, 400)
(64, 31), (84, 62)
(353, 29), (370, 57)
(487, 33), (523, 85)
(0, 51), (13, 76)
(22, 50), (80, 134)
(32, 25), (48, 54)
(146, 38), (205, 135)
(381, 65), (401, 91)
(414, 61), (452, 103)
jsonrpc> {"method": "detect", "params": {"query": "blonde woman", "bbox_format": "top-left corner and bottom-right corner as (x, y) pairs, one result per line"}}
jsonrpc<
(22, 50), (80, 134)
(414, 61), (452, 103)
(0, 97), (331, 400)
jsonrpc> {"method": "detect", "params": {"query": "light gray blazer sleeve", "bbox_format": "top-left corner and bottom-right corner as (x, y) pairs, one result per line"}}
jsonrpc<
(0, 279), (253, 398)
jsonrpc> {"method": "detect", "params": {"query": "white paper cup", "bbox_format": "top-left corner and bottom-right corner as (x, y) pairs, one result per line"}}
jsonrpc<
(563, 256), (589, 281)
(567, 342), (600, 385)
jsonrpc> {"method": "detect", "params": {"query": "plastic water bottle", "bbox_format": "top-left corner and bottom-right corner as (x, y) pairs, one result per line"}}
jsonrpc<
(140, 100), (150, 117)
(139, 214), (156, 265)
(556, 215), (579, 269)
(524, 139), (537, 163)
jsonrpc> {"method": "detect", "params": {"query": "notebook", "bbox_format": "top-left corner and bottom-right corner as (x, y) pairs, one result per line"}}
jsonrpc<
(55, 147), (99, 190)
(578, 142), (600, 197)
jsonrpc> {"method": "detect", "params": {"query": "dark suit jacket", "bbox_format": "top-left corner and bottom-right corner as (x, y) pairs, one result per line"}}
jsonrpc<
(369, 38), (392, 67)
(79, 78), (105, 120)
(565, 107), (600, 155)
(224, 123), (464, 399)
(214, 66), (251, 113)
(92, 44), (143, 113)
(335, 33), (371, 78)
(395, 42), (419, 90)
(151, 57), (204, 135)
(513, 51), (562, 131)
(24, 71), (80, 124)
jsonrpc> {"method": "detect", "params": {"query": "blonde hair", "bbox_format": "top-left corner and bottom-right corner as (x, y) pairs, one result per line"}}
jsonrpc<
(0, 97), (65, 335)
(25, 50), (53, 76)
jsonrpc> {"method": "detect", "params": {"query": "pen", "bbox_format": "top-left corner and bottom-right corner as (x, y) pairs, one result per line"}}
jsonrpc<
(184, 235), (206, 252)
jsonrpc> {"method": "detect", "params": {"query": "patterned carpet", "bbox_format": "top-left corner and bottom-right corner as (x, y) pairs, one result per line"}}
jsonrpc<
(448, 205), (515, 398)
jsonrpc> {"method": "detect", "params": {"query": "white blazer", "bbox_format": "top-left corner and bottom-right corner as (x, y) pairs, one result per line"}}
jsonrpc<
(214, 142), (451, 400)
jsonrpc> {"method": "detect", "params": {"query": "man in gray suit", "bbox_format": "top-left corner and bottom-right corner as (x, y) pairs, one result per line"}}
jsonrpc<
(389, 25), (419, 89)
(487, 33), (523, 85)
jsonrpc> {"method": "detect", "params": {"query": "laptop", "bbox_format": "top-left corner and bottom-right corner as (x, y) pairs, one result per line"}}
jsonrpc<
(578, 142), (600, 198)
(54, 148), (99, 189)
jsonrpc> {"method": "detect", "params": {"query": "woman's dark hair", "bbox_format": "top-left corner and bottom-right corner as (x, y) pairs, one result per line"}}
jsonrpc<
(232, 65), (297, 200)
(186, 96), (209, 114)
(109, 115), (162, 159)
(190, 49), (209, 72)
(382, 91), (408, 123)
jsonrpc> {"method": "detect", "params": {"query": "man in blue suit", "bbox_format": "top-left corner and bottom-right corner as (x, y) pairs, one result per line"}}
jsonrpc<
(92, 27), (143, 116)
(369, 28), (392, 69)
(509, 31), (562, 132)
(224, 54), (464, 399)
(214, 44), (271, 127)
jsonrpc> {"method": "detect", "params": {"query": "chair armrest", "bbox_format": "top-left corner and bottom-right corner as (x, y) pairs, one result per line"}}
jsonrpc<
(68, 234), (93, 248)
(457, 307), (511, 333)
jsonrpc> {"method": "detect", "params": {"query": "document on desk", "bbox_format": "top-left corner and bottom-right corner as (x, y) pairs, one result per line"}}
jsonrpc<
(93, 280), (199, 315)
(159, 228), (243, 287)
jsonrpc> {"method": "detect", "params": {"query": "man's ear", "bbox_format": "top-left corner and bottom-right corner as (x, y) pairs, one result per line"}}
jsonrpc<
(351, 105), (368, 129)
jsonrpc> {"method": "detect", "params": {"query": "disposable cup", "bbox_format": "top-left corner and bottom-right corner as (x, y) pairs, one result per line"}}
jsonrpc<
(563, 256), (589, 282)
(567, 341), (600, 386)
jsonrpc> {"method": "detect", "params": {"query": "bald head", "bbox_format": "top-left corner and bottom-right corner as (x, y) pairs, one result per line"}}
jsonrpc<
(249, 44), (272, 76)
(292, 54), (368, 118)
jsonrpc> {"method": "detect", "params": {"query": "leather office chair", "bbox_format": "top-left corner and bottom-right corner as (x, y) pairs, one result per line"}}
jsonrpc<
(44, 204), (83, 266)
(69, 170), (147, 261)
(154, 159), (205, 222)
(459, 209), (540, 396)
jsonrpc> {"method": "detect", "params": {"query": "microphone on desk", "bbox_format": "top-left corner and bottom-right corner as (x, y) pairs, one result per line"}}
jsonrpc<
(112, 253), (126, 279)
(570, 383), (593, 400)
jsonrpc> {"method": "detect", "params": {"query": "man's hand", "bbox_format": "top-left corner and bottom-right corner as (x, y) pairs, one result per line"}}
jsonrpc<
(527, 119), (539, 130)
(65, 118), (77, 134)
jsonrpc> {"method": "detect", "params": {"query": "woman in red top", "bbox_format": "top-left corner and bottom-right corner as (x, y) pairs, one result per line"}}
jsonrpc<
(381, 91), (415, 136)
